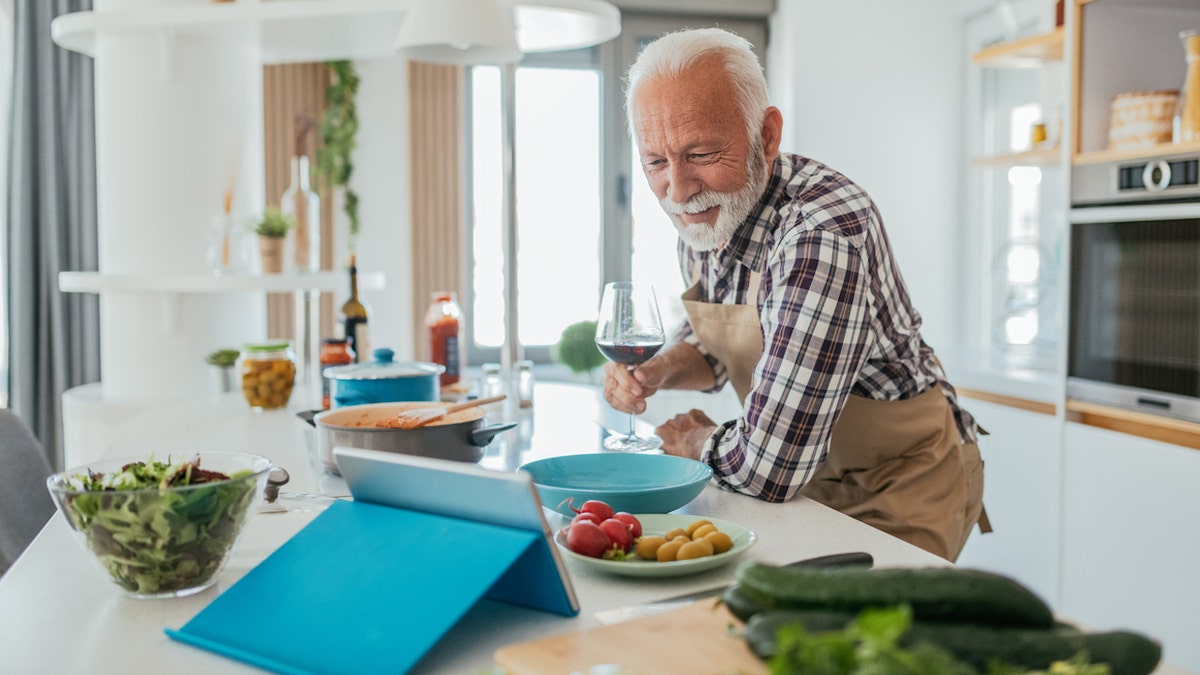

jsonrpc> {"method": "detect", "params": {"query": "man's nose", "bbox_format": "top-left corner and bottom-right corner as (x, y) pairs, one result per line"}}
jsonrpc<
(667, 163), (701, 204)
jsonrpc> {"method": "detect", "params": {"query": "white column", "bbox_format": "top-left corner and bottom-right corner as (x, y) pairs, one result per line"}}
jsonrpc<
(92, 25), (266, 400)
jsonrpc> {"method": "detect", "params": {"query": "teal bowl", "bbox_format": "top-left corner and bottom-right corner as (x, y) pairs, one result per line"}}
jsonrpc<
(520, 453), (713, 516)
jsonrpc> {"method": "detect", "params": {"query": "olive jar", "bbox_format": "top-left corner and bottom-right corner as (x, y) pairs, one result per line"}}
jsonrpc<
(238, 340), (297, 411)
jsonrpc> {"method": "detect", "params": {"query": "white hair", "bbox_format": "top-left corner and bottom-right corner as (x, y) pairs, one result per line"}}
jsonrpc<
(625, 28), (770, 147)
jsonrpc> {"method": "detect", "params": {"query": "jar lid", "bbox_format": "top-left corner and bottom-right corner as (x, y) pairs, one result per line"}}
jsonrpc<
(321, 337), (349, 346)
(243, 340), (292, 353)
(326, 347), (444, 381)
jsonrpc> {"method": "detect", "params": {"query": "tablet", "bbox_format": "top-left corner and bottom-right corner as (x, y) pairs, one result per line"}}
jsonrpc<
(334, 446), (579, 615)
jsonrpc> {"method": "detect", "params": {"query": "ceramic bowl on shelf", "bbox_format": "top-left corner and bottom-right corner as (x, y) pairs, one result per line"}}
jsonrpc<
(520, 453), (713, 516)
(46, 452), (272, 599)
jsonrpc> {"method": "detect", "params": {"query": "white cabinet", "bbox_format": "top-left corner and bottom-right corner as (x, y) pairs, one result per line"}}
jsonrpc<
(1061, 421), (1200, 672)
(955, 397), (1062, 606)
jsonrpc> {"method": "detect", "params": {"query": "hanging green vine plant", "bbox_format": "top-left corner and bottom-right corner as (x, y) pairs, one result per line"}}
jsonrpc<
(316, 60), (361, 242)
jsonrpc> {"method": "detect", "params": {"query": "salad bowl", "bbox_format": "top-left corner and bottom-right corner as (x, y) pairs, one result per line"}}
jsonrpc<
(46, 452), (272, 598)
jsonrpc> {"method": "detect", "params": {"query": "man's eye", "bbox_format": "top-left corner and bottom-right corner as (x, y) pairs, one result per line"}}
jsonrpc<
(645, 159), (666, 168)
(690, 152), (715, 161)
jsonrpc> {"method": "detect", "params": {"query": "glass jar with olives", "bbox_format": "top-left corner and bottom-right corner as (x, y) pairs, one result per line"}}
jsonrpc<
(238, 340), (297, 412)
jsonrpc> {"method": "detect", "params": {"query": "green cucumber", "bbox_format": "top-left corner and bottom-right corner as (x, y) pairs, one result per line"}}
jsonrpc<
(735, 562), (1054, 628)
(745, 609), (1162, 675)
(721, 583), (769, 622)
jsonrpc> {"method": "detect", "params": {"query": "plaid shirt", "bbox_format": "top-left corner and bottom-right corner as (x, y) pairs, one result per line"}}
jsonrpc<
(675, 153), (978, 502)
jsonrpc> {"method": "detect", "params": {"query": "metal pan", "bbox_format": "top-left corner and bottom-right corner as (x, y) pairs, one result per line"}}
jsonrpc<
(308, 402), (516, 475)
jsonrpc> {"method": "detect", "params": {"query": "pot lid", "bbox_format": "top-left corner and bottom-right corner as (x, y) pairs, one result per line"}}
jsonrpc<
(326, 347), (445, 380)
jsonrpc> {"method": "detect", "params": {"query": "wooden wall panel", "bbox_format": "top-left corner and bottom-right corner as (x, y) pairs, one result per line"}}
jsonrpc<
(408, 62), (465, 360)
(262, 63), (336, 341)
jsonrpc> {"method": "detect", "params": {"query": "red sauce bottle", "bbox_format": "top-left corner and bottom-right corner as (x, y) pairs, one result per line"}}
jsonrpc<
(319, 338), (355, 409)
(426, 292), (463, 387)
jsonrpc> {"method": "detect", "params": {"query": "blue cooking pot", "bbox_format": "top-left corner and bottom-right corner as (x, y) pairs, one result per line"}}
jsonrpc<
(327, 348), (444, 408)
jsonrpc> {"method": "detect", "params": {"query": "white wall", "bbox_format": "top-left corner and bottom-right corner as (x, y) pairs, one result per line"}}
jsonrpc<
(767, 0), (966, 351)
(352, 57), (414, 361)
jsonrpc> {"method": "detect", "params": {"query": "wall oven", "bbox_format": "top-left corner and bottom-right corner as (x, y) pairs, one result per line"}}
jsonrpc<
(1069, 150), (1200, 422)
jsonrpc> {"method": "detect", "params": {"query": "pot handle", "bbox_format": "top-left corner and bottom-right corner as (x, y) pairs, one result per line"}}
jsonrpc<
(470, 422), (518, 447)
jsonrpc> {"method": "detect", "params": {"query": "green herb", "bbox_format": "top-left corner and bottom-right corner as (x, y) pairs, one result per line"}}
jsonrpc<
(554, 320), (606, 374)
(316, 60), (360, 241)
(57, 457), (258, 595)
(205, 348), (240, 367)
(253, 207), (295, 238)
(768, 607), (1109, 675)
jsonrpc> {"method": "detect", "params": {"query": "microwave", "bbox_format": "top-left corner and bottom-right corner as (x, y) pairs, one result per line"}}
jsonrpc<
(1068, 153), (1200, 422)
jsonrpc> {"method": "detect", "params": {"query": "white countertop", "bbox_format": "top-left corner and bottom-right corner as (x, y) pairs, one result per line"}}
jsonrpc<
(0, 382), (1140, 675)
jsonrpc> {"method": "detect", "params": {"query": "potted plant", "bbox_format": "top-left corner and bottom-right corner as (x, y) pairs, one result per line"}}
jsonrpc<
(253, 208), (295, 274)
(205, 347), (240, 394)
(553, 320), (607, 383)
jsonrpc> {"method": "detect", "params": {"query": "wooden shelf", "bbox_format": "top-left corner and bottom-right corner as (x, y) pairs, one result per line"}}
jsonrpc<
(971, 147), (1062, 167)
(1073, 140), (1200, 165)
(1066, 399), (1200, 450)
(971, 27), (1065, 68)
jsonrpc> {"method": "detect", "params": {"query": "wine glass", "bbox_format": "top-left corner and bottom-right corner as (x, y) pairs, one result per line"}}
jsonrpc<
(595, 282), (667, 452)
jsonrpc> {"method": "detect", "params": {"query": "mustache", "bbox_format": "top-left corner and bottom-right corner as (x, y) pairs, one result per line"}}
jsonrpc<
(658, 191), (729, 215)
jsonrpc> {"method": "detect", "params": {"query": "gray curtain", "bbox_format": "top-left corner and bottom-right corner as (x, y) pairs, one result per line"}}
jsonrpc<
(7, 0), (99, 470)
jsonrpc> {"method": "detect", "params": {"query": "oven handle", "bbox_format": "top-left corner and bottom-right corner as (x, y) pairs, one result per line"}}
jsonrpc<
(1070, 202), (1200, 223)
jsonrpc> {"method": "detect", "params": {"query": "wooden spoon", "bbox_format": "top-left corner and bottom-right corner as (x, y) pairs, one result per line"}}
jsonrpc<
(375, 394), (507, 430)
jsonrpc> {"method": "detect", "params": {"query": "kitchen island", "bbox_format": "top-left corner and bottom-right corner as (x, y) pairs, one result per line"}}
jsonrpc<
(0, 383), (1181, 674)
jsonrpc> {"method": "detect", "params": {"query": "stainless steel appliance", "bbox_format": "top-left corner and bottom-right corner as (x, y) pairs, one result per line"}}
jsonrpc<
(1069, 149), (1200, 421)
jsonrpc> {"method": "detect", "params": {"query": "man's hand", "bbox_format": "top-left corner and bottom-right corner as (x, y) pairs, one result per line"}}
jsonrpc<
(656, 409), (717, 461)
(602, 358), (665, 415)
(602, 342), (717, 415)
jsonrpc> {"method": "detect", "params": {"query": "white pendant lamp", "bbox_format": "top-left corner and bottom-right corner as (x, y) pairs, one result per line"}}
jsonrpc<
(395, 0), (524, 65)
(395, 0), (621, 65)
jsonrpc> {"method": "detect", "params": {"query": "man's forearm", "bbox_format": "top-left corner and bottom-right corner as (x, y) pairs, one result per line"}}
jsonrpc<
(652, 341), (717, 391)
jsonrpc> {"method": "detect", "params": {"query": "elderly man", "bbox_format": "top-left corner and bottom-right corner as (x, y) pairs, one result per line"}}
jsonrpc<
(604, 28), (989, 561)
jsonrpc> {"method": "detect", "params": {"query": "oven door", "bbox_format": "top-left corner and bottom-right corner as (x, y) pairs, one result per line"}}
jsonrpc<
(1068, 203), (1200, 421)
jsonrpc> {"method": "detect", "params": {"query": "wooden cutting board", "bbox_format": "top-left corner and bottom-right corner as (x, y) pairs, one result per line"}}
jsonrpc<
(494, 600), (768, 675)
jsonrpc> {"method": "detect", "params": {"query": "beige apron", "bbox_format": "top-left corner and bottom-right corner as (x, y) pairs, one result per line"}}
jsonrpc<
(682, 276), (987, 562)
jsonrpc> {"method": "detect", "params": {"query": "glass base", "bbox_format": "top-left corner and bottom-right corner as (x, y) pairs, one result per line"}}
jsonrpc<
(603, 432), (663, 452)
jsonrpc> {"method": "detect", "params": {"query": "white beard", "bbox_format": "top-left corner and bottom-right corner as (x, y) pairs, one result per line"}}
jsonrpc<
(658, 150), (769, 252)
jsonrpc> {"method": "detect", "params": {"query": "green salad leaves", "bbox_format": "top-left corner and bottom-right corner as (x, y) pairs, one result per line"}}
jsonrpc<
(57, 456), (258, 596)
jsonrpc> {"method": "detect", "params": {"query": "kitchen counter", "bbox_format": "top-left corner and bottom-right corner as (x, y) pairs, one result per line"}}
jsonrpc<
(0, 383), (1183, 674)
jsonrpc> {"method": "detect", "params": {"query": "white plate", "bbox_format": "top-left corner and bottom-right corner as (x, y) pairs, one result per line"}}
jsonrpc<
(554, 513), (756, 578)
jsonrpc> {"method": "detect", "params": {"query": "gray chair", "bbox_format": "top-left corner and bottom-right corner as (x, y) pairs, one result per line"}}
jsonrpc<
(0, 410), (56, 575)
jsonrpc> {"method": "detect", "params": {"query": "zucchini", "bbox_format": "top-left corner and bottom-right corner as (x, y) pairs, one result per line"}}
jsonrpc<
(745, 609), (1162, 675)
(735, 562), (1054, 628)
(721, 583), (769, 622)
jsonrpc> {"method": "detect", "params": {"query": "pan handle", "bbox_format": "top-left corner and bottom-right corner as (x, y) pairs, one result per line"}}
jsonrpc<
(470, 422), (518, 446)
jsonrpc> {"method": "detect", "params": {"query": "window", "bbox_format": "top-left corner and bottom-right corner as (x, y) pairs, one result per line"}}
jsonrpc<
(466, 15), (769, 366)
(469, 53), (604, 364)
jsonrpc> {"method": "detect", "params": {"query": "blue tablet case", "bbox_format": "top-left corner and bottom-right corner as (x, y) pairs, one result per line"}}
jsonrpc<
(166, 451), (578, 675)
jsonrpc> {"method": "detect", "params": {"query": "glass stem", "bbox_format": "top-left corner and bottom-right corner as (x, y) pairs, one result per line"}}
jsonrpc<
(627, 413), (638, 440)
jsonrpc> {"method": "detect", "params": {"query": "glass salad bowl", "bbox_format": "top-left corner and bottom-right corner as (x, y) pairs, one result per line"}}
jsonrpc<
(46, 452), (272, 598)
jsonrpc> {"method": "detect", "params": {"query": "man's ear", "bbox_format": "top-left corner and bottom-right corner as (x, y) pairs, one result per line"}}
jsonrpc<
(760, 106), (783, 165)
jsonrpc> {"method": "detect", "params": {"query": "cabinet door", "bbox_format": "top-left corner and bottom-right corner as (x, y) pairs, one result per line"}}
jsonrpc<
(1062, 422), (1200, 672)
(956, 398), (1061, 605)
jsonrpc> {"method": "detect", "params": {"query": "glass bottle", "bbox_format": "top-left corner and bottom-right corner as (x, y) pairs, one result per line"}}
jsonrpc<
(1177, 30), (1200, 144)
(340, 254), (371, 363)
(318, 338), (355, 409)
(515, 359), (534, 409)
(280, 117), (320, 272)
(238, 340), (297, 412)
(426, 292), (464, 387)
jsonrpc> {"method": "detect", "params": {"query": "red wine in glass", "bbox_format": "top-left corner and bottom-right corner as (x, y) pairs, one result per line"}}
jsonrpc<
(595, 282), (666, 452)
(594, 339), (665, 365)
